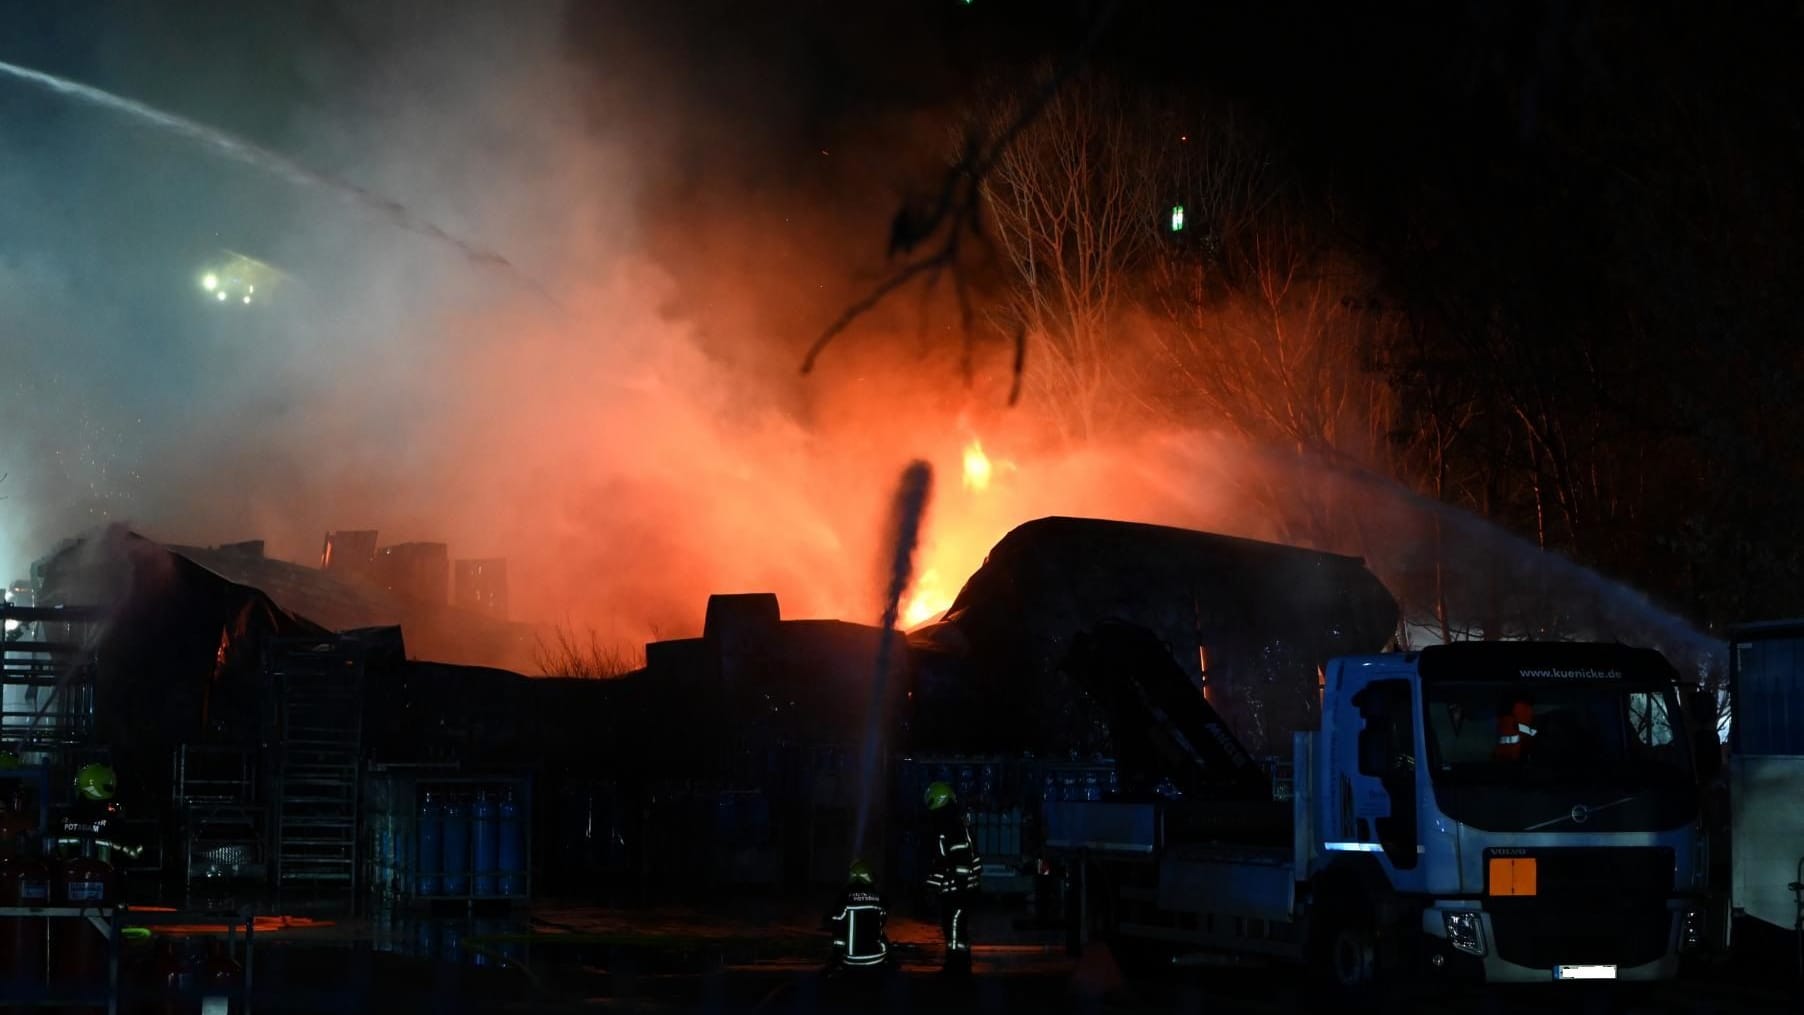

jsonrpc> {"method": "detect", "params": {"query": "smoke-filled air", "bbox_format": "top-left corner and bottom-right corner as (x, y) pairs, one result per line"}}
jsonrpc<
(0, 1), (1724, 680)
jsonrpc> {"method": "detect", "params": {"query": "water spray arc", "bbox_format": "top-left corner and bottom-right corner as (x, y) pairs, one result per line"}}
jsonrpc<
(0, 60), (558, 308)
(851, 461), (934, 864)
(1150, 436), (1725, 667)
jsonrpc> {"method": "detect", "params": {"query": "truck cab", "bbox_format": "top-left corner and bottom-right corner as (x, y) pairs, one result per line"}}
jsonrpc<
(1319, 642), (1714, 982)
(1046, 638), (1716, 987)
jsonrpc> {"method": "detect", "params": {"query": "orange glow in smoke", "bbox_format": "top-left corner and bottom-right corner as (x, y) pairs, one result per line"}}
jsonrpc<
(962, 439), (993, 491)
(899, 437), (1025, 630)
(902, 567), (950, 628)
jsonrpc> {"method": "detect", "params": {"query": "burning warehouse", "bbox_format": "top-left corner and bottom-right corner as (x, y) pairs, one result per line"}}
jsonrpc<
(591, 516), (1400, 901)
(0, 514), (1396, 912)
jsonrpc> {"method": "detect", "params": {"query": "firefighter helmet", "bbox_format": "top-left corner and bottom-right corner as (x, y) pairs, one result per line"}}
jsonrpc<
(75, 763), (117, 801)
(848, 860), (874, 886)
(923, 781), (955, 811)
(0, 750), (18, 770)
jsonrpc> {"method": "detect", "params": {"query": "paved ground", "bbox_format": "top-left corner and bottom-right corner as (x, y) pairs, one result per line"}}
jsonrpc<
(67, 898), (1802, 1014)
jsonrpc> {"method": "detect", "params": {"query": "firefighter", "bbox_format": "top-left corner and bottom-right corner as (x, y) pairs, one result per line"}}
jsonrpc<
(922, 781), (981, 974)
(1494, 695), (1538, 762)
(58, 762), (140, 862)
(825, 860), (890, 973)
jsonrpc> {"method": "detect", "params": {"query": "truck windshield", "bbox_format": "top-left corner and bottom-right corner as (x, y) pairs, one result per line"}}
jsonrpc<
(1422, 681), (1697, 833)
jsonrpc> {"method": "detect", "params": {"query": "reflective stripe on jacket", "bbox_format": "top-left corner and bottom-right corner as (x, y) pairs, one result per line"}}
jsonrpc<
(830, 890), (889, 966)
(925, 816), (983, 894)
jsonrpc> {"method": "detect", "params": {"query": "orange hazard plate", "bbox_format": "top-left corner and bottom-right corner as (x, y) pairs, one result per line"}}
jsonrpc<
(1488, 856), (1538, 896)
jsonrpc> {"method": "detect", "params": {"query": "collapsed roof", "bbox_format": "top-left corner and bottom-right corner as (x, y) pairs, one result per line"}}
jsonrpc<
(168, 541), (536, 671)
(30, 528), (328, 795)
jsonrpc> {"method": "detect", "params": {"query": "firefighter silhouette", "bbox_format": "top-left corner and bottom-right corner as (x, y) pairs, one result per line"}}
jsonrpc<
(922, 781), (982, 973)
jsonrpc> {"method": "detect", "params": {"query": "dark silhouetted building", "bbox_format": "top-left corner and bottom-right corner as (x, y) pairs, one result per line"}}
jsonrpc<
(453, 559), (509, 620)
(320, 530), (379, 579)
(373, 542), (449, 606)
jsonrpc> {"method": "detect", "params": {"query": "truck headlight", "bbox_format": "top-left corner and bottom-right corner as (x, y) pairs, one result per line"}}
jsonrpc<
(1443, 910), (1486, 956)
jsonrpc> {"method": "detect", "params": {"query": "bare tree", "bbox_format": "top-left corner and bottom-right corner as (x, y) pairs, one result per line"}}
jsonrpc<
(1150, 209), (1408, 533)
(532, 622), (640, 679)
(800, 3), (1124, 400)
(970, 70), (1171, 439)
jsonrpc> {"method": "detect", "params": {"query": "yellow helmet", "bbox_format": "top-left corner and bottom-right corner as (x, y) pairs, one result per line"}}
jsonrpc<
(75, 763), (117, 801)
(848, 860), (873, 885)
(923, 781), (955, 811)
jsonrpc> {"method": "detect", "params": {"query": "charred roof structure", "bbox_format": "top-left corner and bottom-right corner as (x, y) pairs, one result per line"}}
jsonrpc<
(170, 538), (534, 670)
(28, 527), (544, 791)
(31, 528), (327, 803)
(907, 517), (1401, 767)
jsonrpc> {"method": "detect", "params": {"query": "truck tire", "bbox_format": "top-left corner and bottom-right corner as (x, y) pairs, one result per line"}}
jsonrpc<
(1327, 917), (1377, 987)
(1309, 904), (1379, 1000)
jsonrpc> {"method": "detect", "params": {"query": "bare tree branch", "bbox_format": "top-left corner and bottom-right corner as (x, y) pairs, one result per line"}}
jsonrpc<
(801, 1), (1122, 402)
(532, 621), (640, 678)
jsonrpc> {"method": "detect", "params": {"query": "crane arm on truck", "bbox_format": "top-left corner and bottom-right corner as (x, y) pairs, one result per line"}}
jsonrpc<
(1062, 621), (1269, 801)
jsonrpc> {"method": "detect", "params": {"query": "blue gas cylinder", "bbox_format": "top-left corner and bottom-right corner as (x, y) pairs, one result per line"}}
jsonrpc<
(472, 792), (499, 896)
(416, 792), (443, 897)
(497, 789), (524, 897)
(442, 796), (470, 896)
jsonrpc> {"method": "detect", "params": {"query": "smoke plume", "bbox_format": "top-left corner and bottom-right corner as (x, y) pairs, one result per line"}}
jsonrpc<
(0, 1), (1717, 681)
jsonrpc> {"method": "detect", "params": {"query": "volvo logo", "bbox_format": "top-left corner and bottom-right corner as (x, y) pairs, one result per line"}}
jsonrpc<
(1570, 804), (1591, 825)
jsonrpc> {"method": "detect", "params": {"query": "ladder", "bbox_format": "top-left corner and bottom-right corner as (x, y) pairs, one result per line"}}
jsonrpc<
(267, 637), (364, 888)
(173, 745), (266, 888)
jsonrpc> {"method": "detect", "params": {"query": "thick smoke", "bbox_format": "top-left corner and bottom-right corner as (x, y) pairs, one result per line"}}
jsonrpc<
(0, 2), (953, 650)
(0, 1), (1716, 679)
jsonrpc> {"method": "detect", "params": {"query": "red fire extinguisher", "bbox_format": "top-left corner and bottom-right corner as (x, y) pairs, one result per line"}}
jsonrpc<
(49, 851), (112, 1014)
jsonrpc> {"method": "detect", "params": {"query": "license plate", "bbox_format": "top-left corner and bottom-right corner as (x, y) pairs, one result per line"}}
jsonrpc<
(1554, 964), (1617, 980)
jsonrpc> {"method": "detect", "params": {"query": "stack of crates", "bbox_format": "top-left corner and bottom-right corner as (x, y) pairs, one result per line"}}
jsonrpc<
(364, 767), (532, 907)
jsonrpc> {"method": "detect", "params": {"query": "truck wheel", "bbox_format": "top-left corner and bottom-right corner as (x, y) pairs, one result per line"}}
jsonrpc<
(1327, 918), (1377, 988)
(1309, 907), (1379, 999)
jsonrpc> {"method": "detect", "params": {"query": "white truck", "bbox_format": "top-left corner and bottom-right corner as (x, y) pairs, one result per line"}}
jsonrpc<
(1043, 631), (1718, 989)
(1725, 621), (1804, 970)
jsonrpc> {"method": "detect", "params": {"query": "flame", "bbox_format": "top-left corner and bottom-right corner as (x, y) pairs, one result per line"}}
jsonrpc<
(900, 438), (1016, 629)
(962, 440), (993, 491)
(902, 567), (951, 629)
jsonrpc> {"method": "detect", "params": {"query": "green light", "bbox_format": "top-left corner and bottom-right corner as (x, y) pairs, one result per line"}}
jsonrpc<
(1169, 205), (1185, 233)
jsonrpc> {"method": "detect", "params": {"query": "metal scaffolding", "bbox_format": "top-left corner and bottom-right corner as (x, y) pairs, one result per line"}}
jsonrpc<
(266, 637), (365, 888)
(0, 604), (103, 767)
